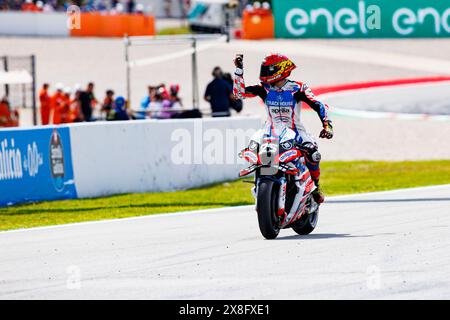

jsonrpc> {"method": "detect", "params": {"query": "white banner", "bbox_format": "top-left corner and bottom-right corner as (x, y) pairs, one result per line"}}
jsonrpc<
(69, 117), (261, 198)
(0, 12), (68, 37)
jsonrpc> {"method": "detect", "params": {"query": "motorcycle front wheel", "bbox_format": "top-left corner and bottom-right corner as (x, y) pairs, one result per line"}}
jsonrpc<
(256, 179), (280, 239)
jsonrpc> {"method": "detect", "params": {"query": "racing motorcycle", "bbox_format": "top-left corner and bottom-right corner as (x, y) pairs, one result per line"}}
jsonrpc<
(239, 125), (319, 239)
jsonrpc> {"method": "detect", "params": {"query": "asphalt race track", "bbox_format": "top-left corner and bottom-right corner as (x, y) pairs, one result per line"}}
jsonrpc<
(323, 81), (450, 115)
(1, 185), (449, 299)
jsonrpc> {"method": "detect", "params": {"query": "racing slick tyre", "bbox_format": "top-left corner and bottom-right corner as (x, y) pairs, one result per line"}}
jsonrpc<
(291, 202), (319, 235)
(256, 179), (280, 239)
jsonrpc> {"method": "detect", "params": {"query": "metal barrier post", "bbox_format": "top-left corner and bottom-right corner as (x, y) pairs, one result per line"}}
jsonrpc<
(191, 38), (199, 109)
(2, 56), (9, 97)
(124, 35), (131, 107)
(31, 55), (37, 126)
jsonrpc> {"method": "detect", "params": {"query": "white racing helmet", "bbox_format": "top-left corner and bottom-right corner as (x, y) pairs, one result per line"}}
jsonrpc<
(135, 3), (144, 12)
(55, 82), (64, 91)
(73, 83), (82, 92)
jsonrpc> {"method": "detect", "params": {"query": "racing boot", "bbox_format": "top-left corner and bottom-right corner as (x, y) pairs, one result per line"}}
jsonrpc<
(312, 181), (325, 204)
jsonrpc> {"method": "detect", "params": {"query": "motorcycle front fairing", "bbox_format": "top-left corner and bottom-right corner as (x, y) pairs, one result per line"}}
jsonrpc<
(239, 123), (300, 177)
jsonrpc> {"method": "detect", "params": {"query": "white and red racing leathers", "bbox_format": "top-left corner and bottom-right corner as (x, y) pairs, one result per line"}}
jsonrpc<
(233, 75), (332, 182)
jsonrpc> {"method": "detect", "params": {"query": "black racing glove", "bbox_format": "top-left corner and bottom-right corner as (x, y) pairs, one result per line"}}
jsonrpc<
(319, 121), (334, 139)
(234, 54), (244, 76)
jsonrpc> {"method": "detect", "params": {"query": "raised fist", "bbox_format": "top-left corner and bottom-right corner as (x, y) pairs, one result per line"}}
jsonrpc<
(234, 54), (243, 69)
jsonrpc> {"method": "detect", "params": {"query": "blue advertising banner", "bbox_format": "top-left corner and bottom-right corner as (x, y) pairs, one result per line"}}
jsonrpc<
(0, 126), (77, 206)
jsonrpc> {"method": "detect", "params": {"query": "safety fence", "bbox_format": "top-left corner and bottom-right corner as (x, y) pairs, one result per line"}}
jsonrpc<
(0, 117), (261, 206)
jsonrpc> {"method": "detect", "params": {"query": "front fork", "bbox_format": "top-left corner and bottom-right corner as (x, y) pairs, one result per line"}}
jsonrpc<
(251, 176), (288, 217)
(277, 177), (287, 216)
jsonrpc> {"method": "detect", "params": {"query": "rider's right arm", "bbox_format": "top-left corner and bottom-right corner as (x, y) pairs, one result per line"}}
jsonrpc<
(233, 54), (266, 100)
(233, 72), (267, 100)
(244, 84), (267, 100)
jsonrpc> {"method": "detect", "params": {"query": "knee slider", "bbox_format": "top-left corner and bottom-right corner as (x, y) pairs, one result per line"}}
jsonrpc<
(311, 150), (321, 163)
(300, 142), (320, 164)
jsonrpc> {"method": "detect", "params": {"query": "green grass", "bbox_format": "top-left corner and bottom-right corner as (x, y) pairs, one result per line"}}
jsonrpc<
(157, 26), (191, 35)
(1, 160), (449, 231)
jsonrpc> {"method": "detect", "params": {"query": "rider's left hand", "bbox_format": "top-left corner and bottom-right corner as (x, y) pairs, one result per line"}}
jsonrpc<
(319, 121), (333, 139)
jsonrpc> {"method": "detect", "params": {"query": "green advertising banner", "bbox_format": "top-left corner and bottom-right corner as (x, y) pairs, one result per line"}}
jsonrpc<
(273, 0), (450, 38)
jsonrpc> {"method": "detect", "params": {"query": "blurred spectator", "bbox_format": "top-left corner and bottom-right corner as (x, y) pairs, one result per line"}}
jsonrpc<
(50, 83), (65, 124)
(135, 2), (143, 14)
(78, 82), (97, 121)
(39, 83), (51, 125)
(137, 85), (157, 119)
(69, 86), (83, 122)
(126, 0), (134, 13)
(169, 84), (182, 109)
(107, 96), (129, 121)
(223, 72), (243, 113)
(0, 0), (149, 13)
(21, 0), (39, 11)
(148, 85), (167, 119)
(111, 0), (119, 9)
(181, 0), (191, 18)
(32, 79), (195, 125)
(60, 86), (73, 123)
(101, 89), (115, 119)
(94, 0), (108, 11)
(135, 84), (183, 120)
(0, 0), (19, 10)
(204, 66), (233, 117)
(112, 1), (124, 13)
(139, 85), (162, 118)
(0, 96), (19, 127)
(163, 0), (171, 17)
(155, 85), (173, 119)
(35, 0), (44, 10)
(42, 1), (54, 12)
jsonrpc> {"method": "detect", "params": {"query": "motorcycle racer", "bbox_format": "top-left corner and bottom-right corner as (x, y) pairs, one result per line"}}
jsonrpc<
(233, 53), (333, 204)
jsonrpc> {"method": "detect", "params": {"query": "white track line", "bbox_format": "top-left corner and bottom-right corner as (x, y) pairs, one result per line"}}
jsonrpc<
(331, 107), (450, 121)
(320, 80), (450, 101)
(320, 81), (450, 121)
(1, 184), (449, 235)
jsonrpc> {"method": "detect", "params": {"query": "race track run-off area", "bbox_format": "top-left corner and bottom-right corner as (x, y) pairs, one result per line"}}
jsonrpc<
(0, 185), (449, 299)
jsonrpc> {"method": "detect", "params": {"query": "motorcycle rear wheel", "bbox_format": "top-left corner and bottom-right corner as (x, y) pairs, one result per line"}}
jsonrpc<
(256, 179), (280, 240)
(291, 202), (319, 235)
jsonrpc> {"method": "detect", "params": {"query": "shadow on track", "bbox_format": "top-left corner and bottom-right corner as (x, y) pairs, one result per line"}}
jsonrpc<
(277, 233), (374, 240)
(326, 198), (450, 204)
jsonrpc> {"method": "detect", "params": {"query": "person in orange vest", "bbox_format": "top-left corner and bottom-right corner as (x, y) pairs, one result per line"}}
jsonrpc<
(21, 0), (38, 11)
(69, 85), (83, 123)
(59, 87), (73, 124)
(50, 83), (65, 125)
(0, 96), (19, 128)
(39, 83), (51, 125)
